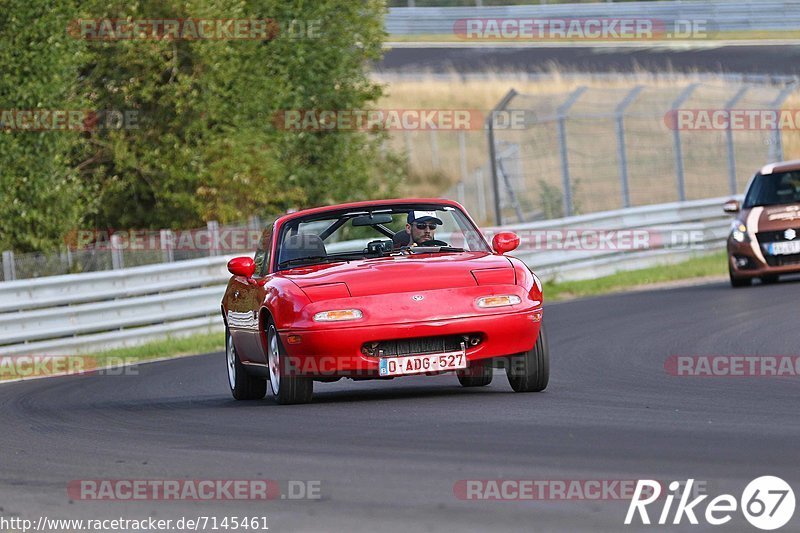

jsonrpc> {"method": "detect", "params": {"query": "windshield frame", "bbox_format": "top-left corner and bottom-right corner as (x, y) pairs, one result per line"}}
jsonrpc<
(743, 171), (800, 209)
(273, 203), (490, 272)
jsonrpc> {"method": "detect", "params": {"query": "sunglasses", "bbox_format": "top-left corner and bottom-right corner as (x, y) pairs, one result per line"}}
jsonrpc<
(414, 223), (438, 230)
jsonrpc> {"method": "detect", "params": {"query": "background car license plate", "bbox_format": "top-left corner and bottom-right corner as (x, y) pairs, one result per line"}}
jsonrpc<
(379, 351), (467, 377)
(768, 241), (800, 255)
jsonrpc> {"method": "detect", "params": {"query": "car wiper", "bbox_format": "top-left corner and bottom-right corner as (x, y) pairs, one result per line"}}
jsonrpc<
(278, 255), (328, 269)
(409, 246), (465, 253)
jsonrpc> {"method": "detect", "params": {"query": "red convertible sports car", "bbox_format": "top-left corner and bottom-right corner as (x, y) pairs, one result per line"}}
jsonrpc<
(221, 199), (548, 404)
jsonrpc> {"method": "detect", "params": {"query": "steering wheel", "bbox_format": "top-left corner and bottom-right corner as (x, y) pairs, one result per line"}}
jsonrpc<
(419, 239), (449, 247)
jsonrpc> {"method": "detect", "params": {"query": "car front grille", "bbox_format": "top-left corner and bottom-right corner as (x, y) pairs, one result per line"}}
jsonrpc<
(763, 254), (800, 267)
(756, 228), (800, 266)
(756, 227), (800, 243)
(364, 335), (467, 358)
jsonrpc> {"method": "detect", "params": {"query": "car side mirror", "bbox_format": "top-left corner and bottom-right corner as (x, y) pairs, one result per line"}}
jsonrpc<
(228, 256), (256, 278)
(492, 231), (520, 255)
(723, 199), (740, 214)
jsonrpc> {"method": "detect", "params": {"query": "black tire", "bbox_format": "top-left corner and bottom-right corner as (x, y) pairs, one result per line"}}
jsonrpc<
(729, 265), (752, 288)
(506, 325), (549, 393)
(226, 328), (267, 400)
(457, 361), (493, 387)
(266, 321), (313, 405)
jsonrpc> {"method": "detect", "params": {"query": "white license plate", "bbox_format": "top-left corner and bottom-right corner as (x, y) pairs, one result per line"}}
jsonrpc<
(768, 241), (800, 255)
(379, 350), (467, 377)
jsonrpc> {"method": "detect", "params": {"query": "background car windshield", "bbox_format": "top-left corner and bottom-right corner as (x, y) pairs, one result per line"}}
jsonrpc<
(277, 206), (490, 266)
(744, 171), (800, 208)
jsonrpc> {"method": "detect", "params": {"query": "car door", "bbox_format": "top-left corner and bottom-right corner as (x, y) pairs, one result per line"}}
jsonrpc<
(225, 224), (274, 366)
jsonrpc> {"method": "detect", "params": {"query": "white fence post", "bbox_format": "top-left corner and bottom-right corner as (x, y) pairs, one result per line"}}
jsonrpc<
(160, 229), (175, 263)
(110, 235), (124, 270)
(207, 221), (220, 257)
(2, 251), (15, 281)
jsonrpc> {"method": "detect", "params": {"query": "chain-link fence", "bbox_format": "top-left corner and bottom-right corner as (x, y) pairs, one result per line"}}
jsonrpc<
(444, 80), (800, 225)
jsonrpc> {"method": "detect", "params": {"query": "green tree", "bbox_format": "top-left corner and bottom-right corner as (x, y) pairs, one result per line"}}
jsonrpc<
(74, 0), (401, 231)
(0, 0), (86, 252)
(1, 0), (403, 251)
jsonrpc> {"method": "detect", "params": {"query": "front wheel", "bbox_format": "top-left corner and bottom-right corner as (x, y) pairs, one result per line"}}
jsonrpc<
(506, 325), (549, 393)
(267, 321), (313, 405)
(226, 328), (267, 400)
(729, 264), (752, 288)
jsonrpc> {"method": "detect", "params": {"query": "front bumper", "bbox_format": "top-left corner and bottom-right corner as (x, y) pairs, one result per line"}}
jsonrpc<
(728, 238), (800, 278)
(279, 309), (542, 378)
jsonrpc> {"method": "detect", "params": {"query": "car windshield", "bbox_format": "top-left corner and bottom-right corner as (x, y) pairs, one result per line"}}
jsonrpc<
(275, 204), (491, 270)
(743, 171), (800, 208)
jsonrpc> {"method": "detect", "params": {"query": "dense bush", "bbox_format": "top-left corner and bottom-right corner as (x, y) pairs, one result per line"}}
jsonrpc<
(1, 0), (402, 252)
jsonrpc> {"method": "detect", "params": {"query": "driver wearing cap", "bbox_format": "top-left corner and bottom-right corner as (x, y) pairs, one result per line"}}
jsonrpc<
(406, 210), (444, 246)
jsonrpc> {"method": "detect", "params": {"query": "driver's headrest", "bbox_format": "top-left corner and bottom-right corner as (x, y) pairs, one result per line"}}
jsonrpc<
(281, 233), (327, 262)
(392, 230), (410, 248)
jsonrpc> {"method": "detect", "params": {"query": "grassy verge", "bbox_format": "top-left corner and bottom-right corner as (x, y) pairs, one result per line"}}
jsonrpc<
(543, 251), (727, 301)
(90, 332), (224, 365)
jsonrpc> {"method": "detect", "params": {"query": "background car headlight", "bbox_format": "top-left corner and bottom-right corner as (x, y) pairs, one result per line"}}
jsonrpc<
(313, 309), (363, 322)
(476, 295), (521, 308)
(731, 223), (748, 243)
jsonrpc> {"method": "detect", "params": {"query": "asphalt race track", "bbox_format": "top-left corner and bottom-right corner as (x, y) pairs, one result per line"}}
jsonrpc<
(379, 44), (800, 76)
(1, 279), (799, 532)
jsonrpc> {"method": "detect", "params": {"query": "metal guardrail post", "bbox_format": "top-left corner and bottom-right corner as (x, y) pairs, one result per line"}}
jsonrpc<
(724, 86), (748, 195)
(670, 83), (699, 202)
(110, 235), (124, 270)
(160, 229), (175, 263)
(556, 87), (587, 217)
(767, 82), (798, 162)
(487, 89), (518, 226)
(615, 86), (643, 208)
(2, 251), (15, 281)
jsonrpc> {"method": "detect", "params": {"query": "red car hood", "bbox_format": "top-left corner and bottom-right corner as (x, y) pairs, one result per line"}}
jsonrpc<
(280, 252), (513, 297)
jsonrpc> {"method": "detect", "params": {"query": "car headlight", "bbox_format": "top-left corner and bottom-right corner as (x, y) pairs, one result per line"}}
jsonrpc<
(313, 309), (363, 322)
(476, 295), (521, 308)
(731, 223), (749, 243)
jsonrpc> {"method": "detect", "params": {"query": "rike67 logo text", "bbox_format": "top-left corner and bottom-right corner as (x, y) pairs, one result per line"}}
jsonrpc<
(625, 477), (795, 530)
